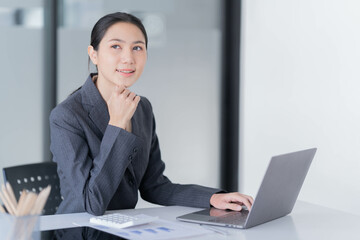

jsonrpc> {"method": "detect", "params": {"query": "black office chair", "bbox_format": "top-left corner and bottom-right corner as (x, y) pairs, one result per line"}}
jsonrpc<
(2, 162), (62, 215)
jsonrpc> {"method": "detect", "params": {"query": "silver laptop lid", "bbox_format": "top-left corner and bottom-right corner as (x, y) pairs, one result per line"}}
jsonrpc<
(176, 148), (316, 229)
(244, 148), (316, 228)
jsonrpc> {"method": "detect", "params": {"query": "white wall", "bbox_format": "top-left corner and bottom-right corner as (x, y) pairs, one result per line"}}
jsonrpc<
(240, 0), (360, 215)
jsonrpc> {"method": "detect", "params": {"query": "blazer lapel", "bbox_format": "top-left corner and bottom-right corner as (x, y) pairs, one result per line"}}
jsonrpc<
(81, 75), (109, 135)
(88, 102), (109, 135)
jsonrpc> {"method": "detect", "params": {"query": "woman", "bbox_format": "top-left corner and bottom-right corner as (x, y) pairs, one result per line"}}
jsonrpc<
(50, 12), (253, 216)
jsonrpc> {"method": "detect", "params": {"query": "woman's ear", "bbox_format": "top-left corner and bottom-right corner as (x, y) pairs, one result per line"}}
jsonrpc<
(88, 45), (98, 65)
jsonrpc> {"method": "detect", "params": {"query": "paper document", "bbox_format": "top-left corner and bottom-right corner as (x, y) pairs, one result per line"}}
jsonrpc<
(73, 215), (212, 240)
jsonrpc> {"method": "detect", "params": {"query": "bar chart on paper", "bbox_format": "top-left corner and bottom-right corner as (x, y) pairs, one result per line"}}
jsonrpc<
(76, 216), (212, 240)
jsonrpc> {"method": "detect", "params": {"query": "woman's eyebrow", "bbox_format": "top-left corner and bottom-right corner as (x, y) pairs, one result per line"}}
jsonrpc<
(133, 40), (145, 45)
(108, 38), (145, 44)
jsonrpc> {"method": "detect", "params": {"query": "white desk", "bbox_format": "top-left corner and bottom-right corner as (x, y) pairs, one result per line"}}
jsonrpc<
(40, 201), (360, 240)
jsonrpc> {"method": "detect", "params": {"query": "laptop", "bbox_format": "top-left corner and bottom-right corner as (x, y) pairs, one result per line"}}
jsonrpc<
(177, 148), (317, 229)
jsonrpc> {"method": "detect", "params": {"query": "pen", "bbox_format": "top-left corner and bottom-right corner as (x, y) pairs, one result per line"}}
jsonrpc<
(200, 224), (229, 236)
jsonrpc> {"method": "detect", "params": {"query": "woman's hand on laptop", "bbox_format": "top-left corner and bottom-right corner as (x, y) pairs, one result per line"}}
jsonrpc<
(210, 192), (254, 211)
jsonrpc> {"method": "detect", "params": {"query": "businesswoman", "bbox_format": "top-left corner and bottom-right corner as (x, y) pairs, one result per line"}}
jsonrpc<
(50, 12), (253, 215)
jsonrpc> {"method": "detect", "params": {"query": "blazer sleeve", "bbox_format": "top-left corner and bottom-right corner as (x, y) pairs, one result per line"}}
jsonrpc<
(50, 105), (139, 216)
(139, 100), (222, 208)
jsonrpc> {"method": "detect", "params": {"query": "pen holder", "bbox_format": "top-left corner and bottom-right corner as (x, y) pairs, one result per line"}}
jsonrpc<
(0, 213), (40, 240)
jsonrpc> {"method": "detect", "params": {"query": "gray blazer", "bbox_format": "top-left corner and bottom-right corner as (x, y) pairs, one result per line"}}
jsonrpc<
(50, 75), (221, 215)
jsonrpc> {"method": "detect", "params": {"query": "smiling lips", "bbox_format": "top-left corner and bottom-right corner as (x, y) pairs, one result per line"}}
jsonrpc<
(117, 68), (135, 76)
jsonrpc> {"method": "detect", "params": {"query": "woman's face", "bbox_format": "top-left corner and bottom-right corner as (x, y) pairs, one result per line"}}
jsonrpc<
(89, 22), (147, 89)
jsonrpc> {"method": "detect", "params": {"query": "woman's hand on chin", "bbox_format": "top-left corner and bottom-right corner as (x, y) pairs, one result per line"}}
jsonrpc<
(107, 84), (140, 130)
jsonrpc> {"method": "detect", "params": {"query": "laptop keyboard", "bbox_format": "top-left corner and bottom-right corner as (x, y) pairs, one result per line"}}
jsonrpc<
(208, 210), (249, 225)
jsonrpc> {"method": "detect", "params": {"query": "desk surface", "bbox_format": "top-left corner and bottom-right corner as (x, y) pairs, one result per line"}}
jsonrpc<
(40, 201), (360, 240)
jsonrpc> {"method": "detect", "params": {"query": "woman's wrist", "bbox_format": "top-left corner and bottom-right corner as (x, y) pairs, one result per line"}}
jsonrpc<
(108, 119), (127, 130)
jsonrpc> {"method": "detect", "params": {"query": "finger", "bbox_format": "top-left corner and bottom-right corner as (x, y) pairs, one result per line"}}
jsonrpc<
(121, 89), (131, 98)
(134, 95), (141, 104)
(229, 194), (252, 211)
(231, 193), (254, 207)
(248, 196), (254, 205)
(224, 202), (242, 211)
(240, 198), (252, 211)
(242, 194), (254, 206)
(114, 84), (125, 94)
(112, 85), (118, 96)
(128, 91), (137, 101)
(117, 84), (126, 93)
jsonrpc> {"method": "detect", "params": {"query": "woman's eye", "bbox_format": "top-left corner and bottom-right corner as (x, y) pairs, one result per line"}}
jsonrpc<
(133, 46), (142, 51)
(111, 45), (120, 49)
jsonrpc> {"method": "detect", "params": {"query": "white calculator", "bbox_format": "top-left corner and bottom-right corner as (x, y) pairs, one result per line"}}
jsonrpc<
(89, 213), (158, 229)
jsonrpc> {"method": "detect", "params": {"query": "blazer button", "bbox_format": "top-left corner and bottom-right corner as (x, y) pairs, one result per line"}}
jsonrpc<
(128, 155), (133, 161)
(133, 148), (138, 153)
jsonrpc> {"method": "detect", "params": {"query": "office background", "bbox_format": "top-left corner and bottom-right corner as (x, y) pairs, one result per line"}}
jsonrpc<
(1, 0), (359, 215)
(0, 0), (224, 207)
(240, 0), (360, 215)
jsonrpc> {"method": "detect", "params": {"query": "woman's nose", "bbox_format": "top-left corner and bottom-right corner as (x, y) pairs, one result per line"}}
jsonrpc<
(120, 49), (134, 64)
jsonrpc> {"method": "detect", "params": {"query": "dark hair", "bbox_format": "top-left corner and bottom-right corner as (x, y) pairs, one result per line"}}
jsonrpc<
(90, 12), (148, 51)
